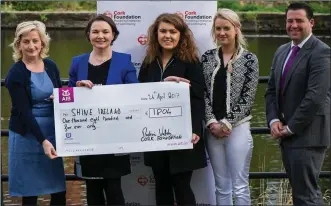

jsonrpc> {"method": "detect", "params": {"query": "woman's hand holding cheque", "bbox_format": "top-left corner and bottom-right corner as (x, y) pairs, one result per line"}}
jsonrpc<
(76, 80), (94, 88)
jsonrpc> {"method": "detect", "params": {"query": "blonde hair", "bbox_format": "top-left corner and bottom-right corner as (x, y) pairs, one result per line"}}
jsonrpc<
(211, 8), (247, 49)
(10, 21), (51, 62)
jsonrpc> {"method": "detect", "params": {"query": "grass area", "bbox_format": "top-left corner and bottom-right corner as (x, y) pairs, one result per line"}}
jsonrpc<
(1, 1), (330, 13)
(1, 1), (97, 12)
(251, 156), (331, 205)
(218, 1), (331, 14)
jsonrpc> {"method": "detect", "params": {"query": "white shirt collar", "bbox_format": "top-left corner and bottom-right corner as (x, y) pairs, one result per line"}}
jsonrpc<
(291, 33), (312, 49)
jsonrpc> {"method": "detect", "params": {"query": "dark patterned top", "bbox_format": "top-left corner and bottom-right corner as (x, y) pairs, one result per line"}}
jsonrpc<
(201, 46), (259, 128)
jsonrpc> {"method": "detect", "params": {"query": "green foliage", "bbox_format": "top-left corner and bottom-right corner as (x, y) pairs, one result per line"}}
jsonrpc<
(0, 1), (329, 13)
(217, 1), (241, 10)
(216, 1), (330, 13)
(240, 3), (259, 12)
(0, 1), (97, 11)
(78, 1), (97, 11)
(241, 12), (258, 21)
(10, 1), (53, 11)
(40, 13), (48, 22)
(309, 2), (331, 14)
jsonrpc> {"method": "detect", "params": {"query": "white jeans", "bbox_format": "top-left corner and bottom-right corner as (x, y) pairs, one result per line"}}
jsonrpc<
(206, 122), (253, 205)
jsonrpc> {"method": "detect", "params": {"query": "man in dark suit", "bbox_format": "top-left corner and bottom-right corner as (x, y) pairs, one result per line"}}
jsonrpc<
(265, 2), (330, 205)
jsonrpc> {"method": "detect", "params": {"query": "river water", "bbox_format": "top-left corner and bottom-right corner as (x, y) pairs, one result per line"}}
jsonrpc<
(1, 29), (330, 205)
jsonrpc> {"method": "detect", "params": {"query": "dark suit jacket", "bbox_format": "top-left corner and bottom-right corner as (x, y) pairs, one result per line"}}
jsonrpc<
(265, 35), (330, 148)
(5, 59), (62, 144)
(138, 57), (207, 174)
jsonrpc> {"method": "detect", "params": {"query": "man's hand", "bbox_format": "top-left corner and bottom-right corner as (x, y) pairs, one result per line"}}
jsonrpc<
(280, 125), (292, 137)
(270, 121), (283, 139)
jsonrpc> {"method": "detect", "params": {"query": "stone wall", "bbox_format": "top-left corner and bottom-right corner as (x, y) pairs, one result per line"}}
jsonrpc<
(239, 12), (330, 34)
(1, 11), (330, 34)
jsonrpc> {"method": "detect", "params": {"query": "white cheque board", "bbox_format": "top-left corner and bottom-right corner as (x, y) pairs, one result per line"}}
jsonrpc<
(53, 82), (193, 157)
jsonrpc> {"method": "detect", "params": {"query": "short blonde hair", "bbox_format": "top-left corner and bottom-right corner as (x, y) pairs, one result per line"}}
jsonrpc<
(211, 8), (247, 49)
(10, 21), (51, 62)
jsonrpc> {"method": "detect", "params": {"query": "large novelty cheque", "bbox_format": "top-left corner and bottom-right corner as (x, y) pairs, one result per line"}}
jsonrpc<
(53, 82), (193, 157)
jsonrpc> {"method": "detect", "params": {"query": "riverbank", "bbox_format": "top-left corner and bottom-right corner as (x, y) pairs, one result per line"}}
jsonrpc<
(1, 11), (330, 34)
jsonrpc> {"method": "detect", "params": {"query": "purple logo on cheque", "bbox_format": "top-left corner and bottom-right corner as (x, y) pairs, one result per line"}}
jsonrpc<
(59, 88), (74, 103)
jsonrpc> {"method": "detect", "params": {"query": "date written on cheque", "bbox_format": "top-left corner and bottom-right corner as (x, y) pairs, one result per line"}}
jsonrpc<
(141, 91), (180, 101)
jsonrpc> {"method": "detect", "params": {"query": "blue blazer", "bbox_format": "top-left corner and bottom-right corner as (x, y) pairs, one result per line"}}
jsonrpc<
(68, 51), (138, 87)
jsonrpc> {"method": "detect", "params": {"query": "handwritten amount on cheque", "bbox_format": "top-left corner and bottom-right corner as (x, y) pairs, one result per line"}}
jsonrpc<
(61, 107), (184, 141)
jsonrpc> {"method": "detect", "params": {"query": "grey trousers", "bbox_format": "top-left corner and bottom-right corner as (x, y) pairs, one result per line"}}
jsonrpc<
(281, 146), (327, 206)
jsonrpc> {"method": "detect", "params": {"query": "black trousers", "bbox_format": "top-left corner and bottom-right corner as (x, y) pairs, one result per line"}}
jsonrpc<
(85, 178), (125, 206)
(22, 191), (66, 205)
(281, 146), (327, 206)
(152, 165), (196, 206)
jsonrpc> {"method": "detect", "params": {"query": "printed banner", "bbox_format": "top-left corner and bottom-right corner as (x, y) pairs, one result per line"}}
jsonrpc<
(97, 1), (217, 205)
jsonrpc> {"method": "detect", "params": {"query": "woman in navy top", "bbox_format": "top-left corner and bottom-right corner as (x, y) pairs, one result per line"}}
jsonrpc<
(5, 21), (66, 205)
(68, 15), (138, 205)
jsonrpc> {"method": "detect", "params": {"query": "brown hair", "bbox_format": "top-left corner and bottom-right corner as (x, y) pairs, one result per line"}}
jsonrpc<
(144, 13), (199, 64)
(85, 14), (119, 45)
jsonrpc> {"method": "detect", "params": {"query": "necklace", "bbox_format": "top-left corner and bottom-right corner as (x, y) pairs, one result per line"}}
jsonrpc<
(90, 52), (111, 66)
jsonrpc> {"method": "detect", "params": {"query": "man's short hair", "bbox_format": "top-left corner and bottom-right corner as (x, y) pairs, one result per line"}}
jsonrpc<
(286, 2), (314, 20)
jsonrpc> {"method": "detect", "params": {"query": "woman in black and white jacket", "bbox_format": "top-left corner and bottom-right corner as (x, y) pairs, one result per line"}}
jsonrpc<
(201, 8), (259, 206)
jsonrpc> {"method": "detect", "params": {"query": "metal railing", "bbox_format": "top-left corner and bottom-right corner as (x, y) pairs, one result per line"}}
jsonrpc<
(1, 76), (330, 181)
(2, 76), (270, 86)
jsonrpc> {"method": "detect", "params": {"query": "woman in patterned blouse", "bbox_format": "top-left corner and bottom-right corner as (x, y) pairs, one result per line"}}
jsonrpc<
(201, 8), (259, 205)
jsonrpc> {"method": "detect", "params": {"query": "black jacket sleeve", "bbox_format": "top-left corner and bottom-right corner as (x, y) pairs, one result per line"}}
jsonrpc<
(185, 62), (206, 137)
(138, 62), (149, 83)
(54, 63), (62, 88)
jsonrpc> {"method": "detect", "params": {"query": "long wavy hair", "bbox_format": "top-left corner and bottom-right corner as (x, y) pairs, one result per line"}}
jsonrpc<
(143, 13), (199, 64)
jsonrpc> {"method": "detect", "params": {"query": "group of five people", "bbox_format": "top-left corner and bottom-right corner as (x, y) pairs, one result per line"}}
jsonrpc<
(5, 2), (330, 206)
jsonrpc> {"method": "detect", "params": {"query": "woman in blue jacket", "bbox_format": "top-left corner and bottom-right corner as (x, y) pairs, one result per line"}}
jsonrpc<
(68, 14), (138, 205)
(5, 21), (66, 205)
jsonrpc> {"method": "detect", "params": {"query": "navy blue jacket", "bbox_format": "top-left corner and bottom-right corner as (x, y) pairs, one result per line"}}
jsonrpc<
(68, 51), (138, 87)
(5, 59), (62, 144)
(68, 51), (138, 178)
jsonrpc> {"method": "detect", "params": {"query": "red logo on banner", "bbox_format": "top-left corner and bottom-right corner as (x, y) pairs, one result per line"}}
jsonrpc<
(137, 34), (148, 45)
(175, 11), (184, 19)
(103, 11), (113, 19)
(137, 175), (148, 186)
(185, 11), (197, 15)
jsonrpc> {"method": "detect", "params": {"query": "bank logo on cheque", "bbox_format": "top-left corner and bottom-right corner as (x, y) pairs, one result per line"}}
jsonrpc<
(59, 88), (74, 103)
(176, 11), (213, 25)
(65, 132), (73, 140)
(103, 10), (142, 26)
